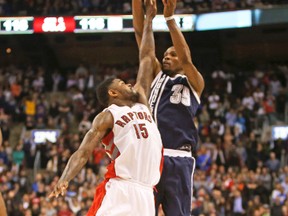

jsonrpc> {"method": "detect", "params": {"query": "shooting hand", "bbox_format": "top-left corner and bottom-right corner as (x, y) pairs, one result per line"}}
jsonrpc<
(162, 0), (176, 18)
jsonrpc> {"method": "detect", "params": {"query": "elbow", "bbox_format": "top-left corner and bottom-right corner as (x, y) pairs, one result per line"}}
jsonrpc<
(179, 49), (192, 65)
(180, 56), (192, 66)
(139, 55), (154, 66)
(197, 77), (205, 96)
(139, 50), (154, 62)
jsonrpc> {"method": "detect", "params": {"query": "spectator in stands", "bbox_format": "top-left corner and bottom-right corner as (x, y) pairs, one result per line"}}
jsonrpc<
(12, 143), (25, 171)
(271, 196), (285, 215)
(208, 91), (220, 118)
(265, 151), (281, 172)
(1, 34), (288, 215)
(196, 146), (212, 171)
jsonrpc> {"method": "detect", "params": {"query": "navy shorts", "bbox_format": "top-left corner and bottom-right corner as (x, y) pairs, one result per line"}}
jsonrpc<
(155, 154), (195, 216)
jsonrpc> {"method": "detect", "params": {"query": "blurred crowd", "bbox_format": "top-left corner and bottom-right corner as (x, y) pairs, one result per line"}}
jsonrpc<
(0, 61), (287, 216)
(0, 0), (288, 16)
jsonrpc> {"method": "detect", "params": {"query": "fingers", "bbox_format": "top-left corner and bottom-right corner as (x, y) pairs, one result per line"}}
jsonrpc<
(163, 0), (174, 6)
(48, 190), (60, 199)
(48, 191), (55, 199)
(48, 182), (68, 199)
(49, 189), (60, 198)
(145, 0), (157, 16)
(150, 0), (157, 10)
(146, 0), (156, 7)
(58, 182), (68, 197)
(145, 0), (151, 6)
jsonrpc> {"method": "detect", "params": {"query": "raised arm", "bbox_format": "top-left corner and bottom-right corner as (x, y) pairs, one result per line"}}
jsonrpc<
(133, 0), (162, 77)
(134, 0), (157, 106)
(163, 0), (205, 97)
(132, 0), (145, 48)
(48, 111), (113, 198)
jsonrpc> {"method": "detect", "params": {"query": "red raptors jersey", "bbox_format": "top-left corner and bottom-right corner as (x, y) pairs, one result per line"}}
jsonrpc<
(102, 103), (163, 186)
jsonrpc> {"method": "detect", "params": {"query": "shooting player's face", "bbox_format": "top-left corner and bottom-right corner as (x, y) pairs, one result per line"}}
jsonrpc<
(162, 47), (182, 76)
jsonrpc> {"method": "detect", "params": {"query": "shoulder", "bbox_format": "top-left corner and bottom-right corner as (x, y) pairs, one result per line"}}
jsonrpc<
(91, 111), (114, 132)
(134, 102), (148, 110)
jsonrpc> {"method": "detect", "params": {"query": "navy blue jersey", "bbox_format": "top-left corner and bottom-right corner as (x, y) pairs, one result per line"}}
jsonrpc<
(149, 71), (200, 150)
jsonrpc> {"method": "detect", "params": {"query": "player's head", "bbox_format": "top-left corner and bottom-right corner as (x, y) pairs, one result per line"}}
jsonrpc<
(162, 46), (182, 76)
(97, 78), (139, 107)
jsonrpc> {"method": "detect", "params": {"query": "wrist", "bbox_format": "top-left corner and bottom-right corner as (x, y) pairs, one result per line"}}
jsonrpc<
(145, 14), (153, 22)
(145, 18), (153, 24)
(165, 15), (174, 21)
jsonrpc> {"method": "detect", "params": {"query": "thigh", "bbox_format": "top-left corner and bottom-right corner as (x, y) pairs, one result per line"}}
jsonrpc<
(97, 179), (154, 216)
(161, 156), (195, 216)
(96, 179), (130, 216)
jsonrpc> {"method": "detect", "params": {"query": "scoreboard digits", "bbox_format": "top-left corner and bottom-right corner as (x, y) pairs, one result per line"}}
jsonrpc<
(76, 16), (126, 32)
(78, 17), (106, 31)
(0, 15), (195, 34)
(0, 17), (33, 34)
(3, 19), (28, 31)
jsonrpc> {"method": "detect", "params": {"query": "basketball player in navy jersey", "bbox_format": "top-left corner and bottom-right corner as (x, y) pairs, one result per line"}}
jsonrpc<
(133, 0), (205, 215)
(49, 1), (163, 215)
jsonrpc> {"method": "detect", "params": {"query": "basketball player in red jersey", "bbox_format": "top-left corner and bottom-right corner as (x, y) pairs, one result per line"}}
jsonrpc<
(0, 128), (7, 216)
(48, 1), (163, 215)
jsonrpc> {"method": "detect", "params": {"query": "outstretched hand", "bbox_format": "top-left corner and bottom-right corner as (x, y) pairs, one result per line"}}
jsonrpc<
(162, 0), (176, 18)
(48, 180), (69, 199)
(145, 0), (157, 20)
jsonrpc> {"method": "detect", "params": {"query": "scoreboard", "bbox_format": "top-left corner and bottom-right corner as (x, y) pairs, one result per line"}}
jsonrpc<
(0, 17), (34, 34)
(0, 15), (196, 34)
(2, 10), (278, 34)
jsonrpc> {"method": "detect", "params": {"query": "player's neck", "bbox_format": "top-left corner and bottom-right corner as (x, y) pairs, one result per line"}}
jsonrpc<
(111, 99), (135, 108)
(176, 70), (185, 76)
(165, 69), (184, 77)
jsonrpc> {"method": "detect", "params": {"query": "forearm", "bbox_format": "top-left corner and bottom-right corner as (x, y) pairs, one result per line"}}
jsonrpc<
(59, 129), (103, 182)
(139, 19), (154, 60)
(167, 18), (205, 94)
(133, 0), (144, 48)
(166, 19), (192, 64)
(136, 14), (155, 97)
(59, 149), (89, 182)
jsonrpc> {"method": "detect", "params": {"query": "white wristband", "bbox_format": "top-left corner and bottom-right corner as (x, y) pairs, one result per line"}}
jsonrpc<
(165, 16), (174, 21)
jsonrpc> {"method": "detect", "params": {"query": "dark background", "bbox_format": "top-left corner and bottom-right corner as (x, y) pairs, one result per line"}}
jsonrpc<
(1, 22), (288, 71)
